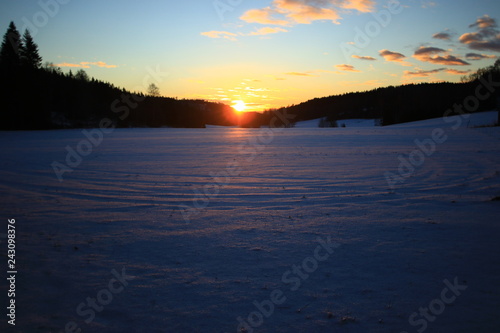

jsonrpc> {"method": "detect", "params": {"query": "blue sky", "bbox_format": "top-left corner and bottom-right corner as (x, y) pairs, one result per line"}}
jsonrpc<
(1, 0), (499, 111)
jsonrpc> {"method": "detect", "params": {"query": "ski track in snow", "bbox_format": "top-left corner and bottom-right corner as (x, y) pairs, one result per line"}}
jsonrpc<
(0, 111), (500, 332)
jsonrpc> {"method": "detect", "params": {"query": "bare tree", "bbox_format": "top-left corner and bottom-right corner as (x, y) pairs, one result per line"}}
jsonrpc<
(75, 69), (89, 81)
(147, 83), (160, 97)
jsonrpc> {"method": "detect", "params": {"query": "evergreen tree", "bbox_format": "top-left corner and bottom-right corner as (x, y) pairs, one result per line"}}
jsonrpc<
(20, 30), (42, 69)
(0, 21), (22, 70)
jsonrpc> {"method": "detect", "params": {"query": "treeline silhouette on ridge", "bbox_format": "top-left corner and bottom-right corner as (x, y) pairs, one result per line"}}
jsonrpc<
(1, 21), (498, 130)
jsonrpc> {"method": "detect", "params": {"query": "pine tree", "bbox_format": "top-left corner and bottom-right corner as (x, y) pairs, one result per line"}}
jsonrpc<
(0, 21), (22, 70)
(20, 30), (42, 69)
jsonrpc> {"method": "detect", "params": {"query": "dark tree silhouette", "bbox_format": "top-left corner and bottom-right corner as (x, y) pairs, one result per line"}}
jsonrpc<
(0, 21), (22, 70)
(74, 69), (90, 81)
(20, 30), (42, 69)
(147, 83), (160, 97)
(1, 21), (498, 130)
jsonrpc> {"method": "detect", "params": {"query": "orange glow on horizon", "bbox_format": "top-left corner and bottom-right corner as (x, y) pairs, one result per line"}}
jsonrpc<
(232, 100), (247, 112)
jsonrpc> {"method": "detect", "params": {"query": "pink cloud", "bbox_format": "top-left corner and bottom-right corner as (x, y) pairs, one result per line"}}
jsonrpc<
(413, 47), (470, 66)
(465, 53), (497, 60)
(240, 0), (375, 26)
(460, 15), (500, 52)
(379, 49), (411, 66)
(352, 55), (376, 61)
(240, 7), (290, 26)
(335, 64), (361, 72)
(445, 69), (471, 75)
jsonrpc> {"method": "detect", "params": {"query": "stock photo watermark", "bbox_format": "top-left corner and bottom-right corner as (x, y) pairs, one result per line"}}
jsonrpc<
(179, 109), (296, 223)
(385, 73), (500, 189)
(400, 277), (467, 333)
(60, 267), (134, 333)
(340, 0), (403, 62)
(51, 65), (169, 182)
(236, 236), (340, 332)
(4, 0), (71, 56)
(213, 0), (244, 21)
(21, 0), (71, 37)
(6, 219), (17, 326)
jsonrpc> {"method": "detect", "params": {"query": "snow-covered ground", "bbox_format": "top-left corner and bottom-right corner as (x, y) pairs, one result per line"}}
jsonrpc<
(295, 110), (498, 129)
(388, 110), (499, 129)
(1, 111), (500, 333)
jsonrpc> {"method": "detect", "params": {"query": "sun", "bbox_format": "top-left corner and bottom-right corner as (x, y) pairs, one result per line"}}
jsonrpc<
(232, 100), (247, 112)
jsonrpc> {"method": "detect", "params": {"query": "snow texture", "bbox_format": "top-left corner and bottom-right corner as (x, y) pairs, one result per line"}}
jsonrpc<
(0, 111), (499, 333)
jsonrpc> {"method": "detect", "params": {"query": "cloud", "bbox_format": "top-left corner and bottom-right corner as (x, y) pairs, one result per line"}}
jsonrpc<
(445, 69), (471, 75)
(285, 71), (315, 76)
(201, 27), (287, 40)
(82, 61), (117, 68)
(413, 46), (470, 66)
(404, 68), (445, 77)
(460, 35), (500, 52)
(352, 55), (376, 61)
(338, 0), (376, 13)
(424, 54), (469, 66)
(432, 32), (452, 40)
(277, 0), (341, 24)
(56, 62), (85, 68)
(422, 1), (437, 8)
(335, 64), (361, 72)
(240, 0), (375, 26)
(56, 61), (117, 68)
(404, 68), (472, 77)
(315, 69), (346, 75)
(459, 15), (500, 52)
(465, 53), (497, 60)
(379, 49), (411, 66)
(244, 86), (271, 92)
(247, 27), (288, 36)
(379, 49), (406, 60)
(240, 7), (290, 26)
(201, 31), (238, 41)
(467, 40), (500, 52)
(459, 32), (483, 44)
(469, 14), (497, 29)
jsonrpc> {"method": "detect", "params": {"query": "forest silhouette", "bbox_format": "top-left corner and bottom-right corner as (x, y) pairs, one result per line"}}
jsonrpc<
(1, 21), (499, 130)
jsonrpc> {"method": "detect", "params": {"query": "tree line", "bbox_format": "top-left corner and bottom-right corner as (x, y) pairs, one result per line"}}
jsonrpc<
(0, 21), (238, 130)
(1, 21), (498, 130)
(249, 60), (500, 128)
(194, 60), (500, 128)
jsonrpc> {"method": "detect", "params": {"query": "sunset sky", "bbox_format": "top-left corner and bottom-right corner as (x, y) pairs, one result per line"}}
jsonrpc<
(1, 0), (500, 111)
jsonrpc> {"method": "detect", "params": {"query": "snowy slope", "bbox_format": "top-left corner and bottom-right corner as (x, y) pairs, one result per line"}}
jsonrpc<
(0, 114), (499, 333)
(294, 110), (498, 129)
(388, 110), (498, 129)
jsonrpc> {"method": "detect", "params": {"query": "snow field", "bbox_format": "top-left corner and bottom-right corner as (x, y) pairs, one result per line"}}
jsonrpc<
(0, 111), (499, 332)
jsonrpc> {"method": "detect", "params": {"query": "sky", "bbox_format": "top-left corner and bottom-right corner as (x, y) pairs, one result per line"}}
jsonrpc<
(1, 0), (500, 112)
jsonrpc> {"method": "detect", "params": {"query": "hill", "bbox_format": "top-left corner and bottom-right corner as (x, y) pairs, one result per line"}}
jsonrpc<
(1, 21), (499, 130)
